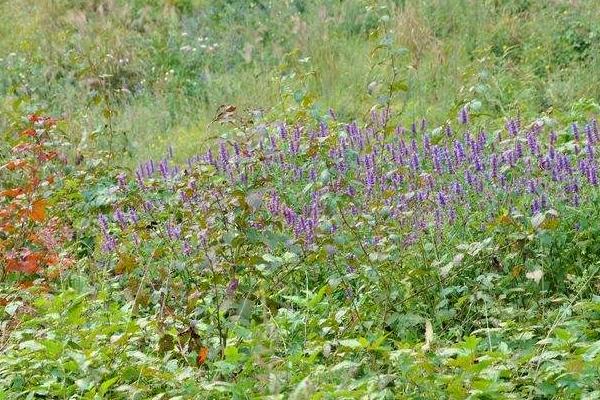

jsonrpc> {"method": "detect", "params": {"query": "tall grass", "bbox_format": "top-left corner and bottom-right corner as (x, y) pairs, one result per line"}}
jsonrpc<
(1, 0), (599, 161)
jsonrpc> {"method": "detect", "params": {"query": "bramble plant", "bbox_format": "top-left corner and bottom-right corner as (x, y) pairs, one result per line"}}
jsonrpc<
(0, 115), (73, 279)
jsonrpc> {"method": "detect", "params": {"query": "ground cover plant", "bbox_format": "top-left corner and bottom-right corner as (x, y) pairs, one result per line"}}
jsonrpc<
(2, 108), (600, 398)
(1, 0), (600, 399)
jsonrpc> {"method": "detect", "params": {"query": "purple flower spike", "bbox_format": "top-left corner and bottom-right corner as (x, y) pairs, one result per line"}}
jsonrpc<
(572, 123), (580, 141)
(585, 141), (595, 160)
(166, 222), (182, 241)
(143, 200), (154, 212)
(588, 163), (598, 186)
(526, 131), (539, 156)
(227, 278), (239, 295)
(219, 142), (230, 166)
(114, 209), (128, 229)
(453, 140), (466, 164)
(458, 106), (469, 125)
(101, 234), (117, 253)
(437, 191), (448, 207)
(278, 124), (288, 140)
(182, 240), (192, 256)
(98, 214), (109, 233)
(531, 198), (541, 215)
(506, 119), (519, 136)
(129, 208), (139, 224)
(135, 170), (145, 189)
(159, 159), (169, 179)
(117, 173), (127, 190)
(410, 152), (420, 172)
(445, 124), (453, 137)
(491, 154), (499, 179)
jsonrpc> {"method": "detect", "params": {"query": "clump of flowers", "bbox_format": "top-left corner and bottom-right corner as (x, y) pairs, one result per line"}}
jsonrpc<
(98, 111), (600, 294)
(104, 111), (600, 247)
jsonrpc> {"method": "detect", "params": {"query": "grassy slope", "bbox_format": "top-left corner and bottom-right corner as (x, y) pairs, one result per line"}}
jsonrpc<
(1, 0), (599, 162)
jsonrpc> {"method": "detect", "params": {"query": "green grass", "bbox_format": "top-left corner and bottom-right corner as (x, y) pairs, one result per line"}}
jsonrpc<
(1, 0), (599, 162)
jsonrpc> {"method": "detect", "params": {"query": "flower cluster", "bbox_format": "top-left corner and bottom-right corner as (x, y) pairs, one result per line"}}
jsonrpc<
(99, 110), (600, 256)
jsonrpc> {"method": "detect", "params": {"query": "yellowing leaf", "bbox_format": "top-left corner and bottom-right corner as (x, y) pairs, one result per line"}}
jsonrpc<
(30, 199), (46, 222)
(511, 265), (524, 278)
(115, 254), (136, 274)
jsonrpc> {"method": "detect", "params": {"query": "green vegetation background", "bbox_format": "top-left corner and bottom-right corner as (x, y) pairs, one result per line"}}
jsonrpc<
(2, 1), (600, 399)
(1, 0), (599, 161)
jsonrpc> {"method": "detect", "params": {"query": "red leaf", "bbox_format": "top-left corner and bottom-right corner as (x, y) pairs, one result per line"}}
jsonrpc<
(4, 159), (28, 171)
(28, 114), (41, 123)
(1, 188), (24, 198)
(197, 347), (209, 366)
(20, 128), (37, 137)
(6, 251), (41, 274)
(30, 199), (46, 222)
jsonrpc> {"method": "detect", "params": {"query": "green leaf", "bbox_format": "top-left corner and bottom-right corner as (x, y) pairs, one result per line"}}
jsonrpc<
(99, 377), (119, 396)
(308, 285), (328, 308)
(224, 346), (240, 362)
(338, 339), (363, 349)
(391, 81), (408, 93)
(583, 341), (600, 361)
(4, 301), (22, 316)
(19, 340), (44, 351)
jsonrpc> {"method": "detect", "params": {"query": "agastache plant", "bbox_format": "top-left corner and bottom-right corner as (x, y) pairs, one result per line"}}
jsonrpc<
(103, 111), (600, 269)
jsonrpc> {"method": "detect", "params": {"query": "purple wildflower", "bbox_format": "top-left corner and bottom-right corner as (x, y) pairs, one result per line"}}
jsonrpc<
(227, 278), (239, 295)
(101, 234), (117, 253)
(531, 198), (541, 215)
(410, 152), (420, 172)
(129, 208), (139, 224)
(182, 240), (192, 256)
(507, 118), (522, 136)
(159, 159), (169, 179)
(437, 191), (448, 207)
(98, 214), (109, 233)
(117, 173), (127, 190)
(219, 142), (230, 166)
(458, 106), (469, 125)
(572, 123), (580, 141)
(166, 222), (181, 241)
(113, 209), (128, 229)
